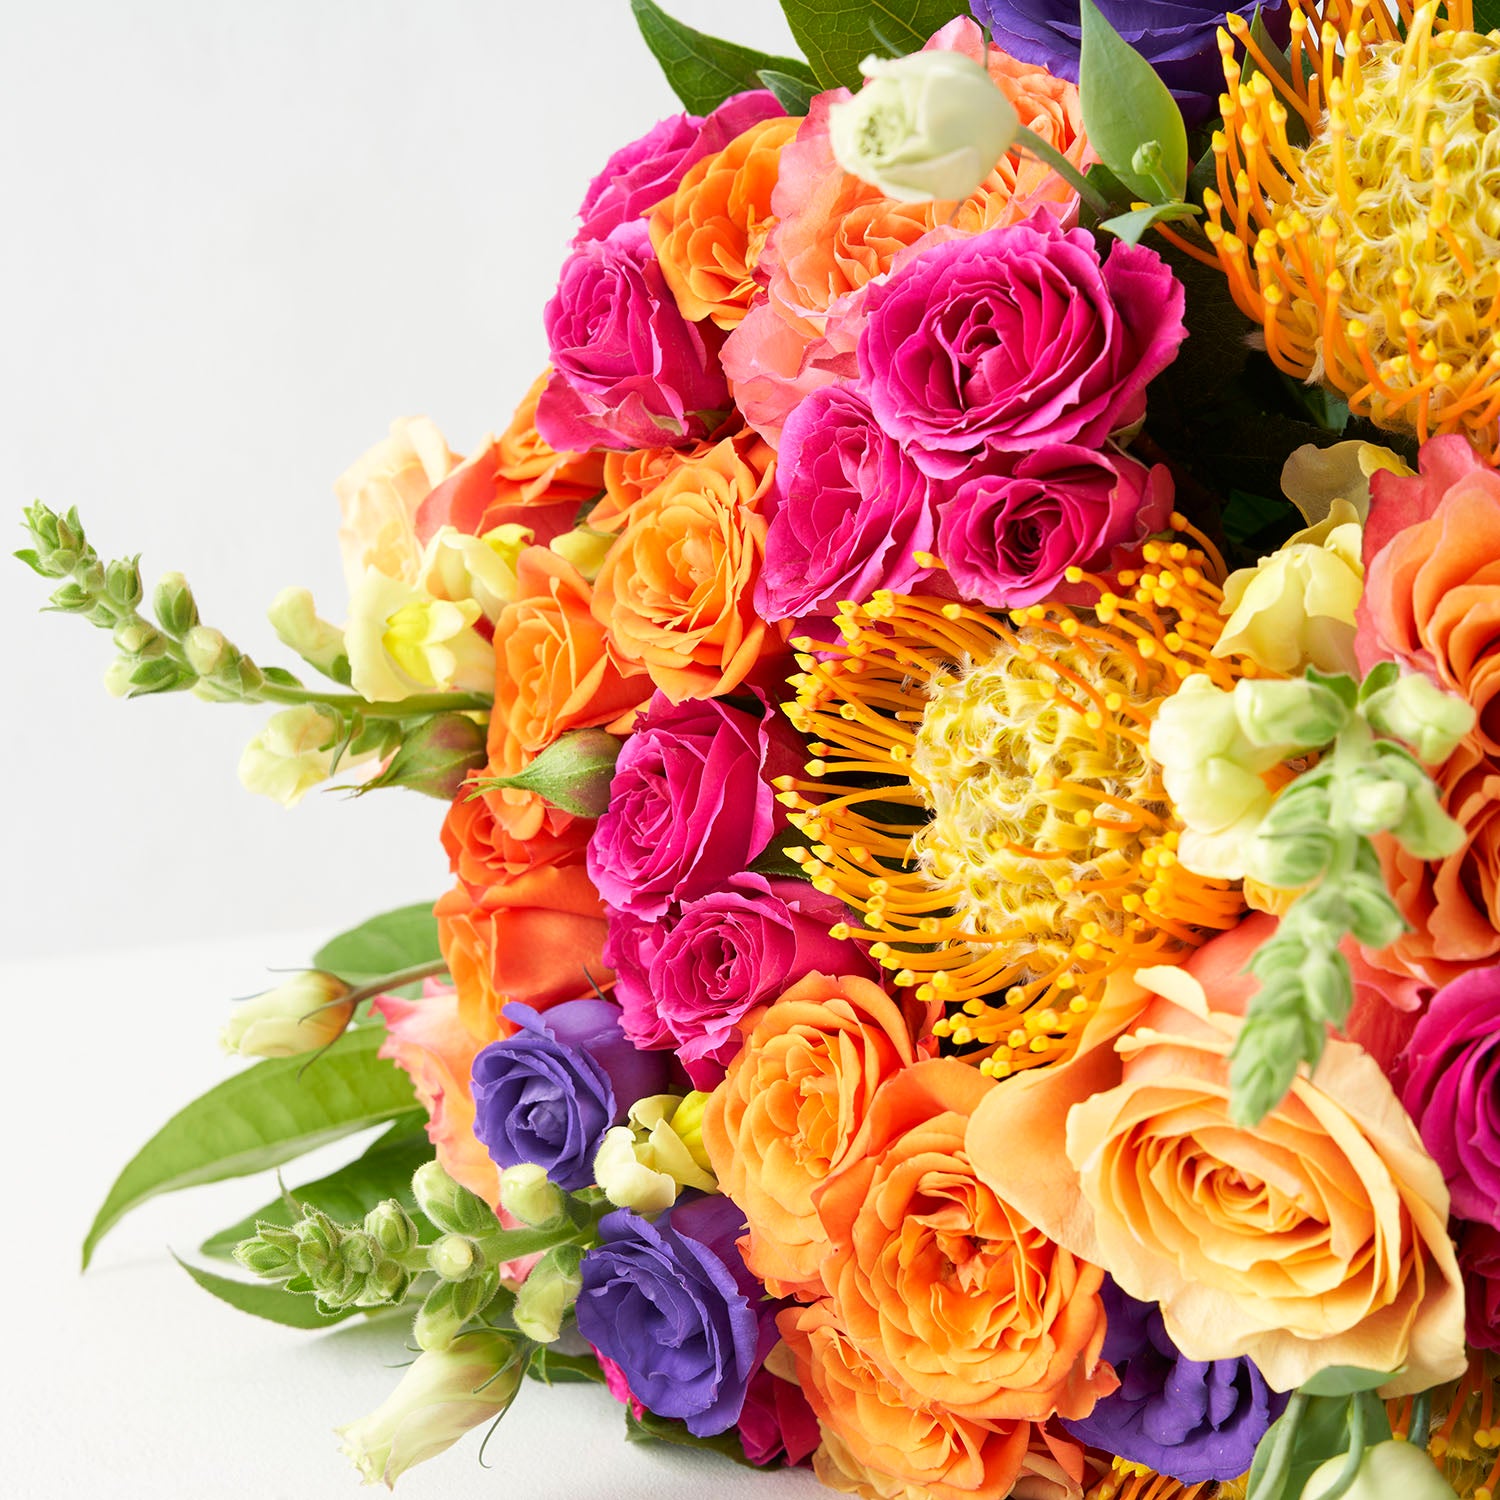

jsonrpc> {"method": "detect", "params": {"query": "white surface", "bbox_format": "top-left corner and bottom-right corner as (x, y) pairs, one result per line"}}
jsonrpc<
(0, 0), (800, 959)
(4, 932), (830, 1497)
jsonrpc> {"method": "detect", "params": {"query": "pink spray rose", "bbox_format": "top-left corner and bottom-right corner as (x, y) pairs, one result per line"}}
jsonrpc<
(858, 213), (1186, 477)
(1456, 1222), (1500, 1352)
(756, 382), (944, 620)
(936, 444), (1174, 607)
(574, 90), (783, 247)
(536, 220), (730, 453)
(602, 906), (674, 1051)
(736, 1363), (821, 1468)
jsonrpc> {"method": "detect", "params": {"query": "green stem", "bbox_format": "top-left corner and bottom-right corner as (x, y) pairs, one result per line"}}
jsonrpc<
(1311, 1394), (1369, 1500)
(1251, 1390), (1310, 1500)
(1408, 1388), (1433, 1448)
(259, 683), (491, 718)
(1012, 124), (1114, 218)
(347, 959), (450, 1004)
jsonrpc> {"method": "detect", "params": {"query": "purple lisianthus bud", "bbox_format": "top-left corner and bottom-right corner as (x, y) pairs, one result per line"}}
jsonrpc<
(1399, 967), (1500, 1229)
(587, 690), (804, 919)
(470, 998), (670, 1191)
(967, 1), (1289, 128)
(537, 221), (731, 454)
(937, 444), (1174, 607)
(858, 212), (1186, 479)
(647, 874), (876, 1088)
(756, 382), (945, 620)
(1060, 1278), (1286, 1484)
(574, 91), (784, 247)
(574, 1195), (778, 1437)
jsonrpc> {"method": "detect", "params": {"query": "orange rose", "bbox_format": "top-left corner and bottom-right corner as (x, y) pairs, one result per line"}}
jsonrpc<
(492, 546), (651, 754)
(816, 1058), (1114, 1425)
(587, 426), (745, 535)
(966, 959), (1467, 1397)
(779, 1299), (1088, 1500)
(702, 972), (926, 1298)
(650, 116), (801, 330)
(591, 428), (780, 700)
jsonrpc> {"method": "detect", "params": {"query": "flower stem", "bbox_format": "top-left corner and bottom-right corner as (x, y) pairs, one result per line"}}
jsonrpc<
(347, 958), (451, 1005)
(1012, 125), (1114, 218)
(259, 683), (492, 718)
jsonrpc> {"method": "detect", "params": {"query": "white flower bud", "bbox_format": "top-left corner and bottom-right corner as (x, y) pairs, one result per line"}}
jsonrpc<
(1364, 671), (1476, 764)
(497, 1164), (566, 1230)
(220, 971), (354, 1059)
(1301, 1438), (1459, 1500)
(267, 587), (347, 677)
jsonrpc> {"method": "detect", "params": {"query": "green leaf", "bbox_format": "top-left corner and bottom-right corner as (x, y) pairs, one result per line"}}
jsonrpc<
(526, 1346), (608, 1386)
(1299, 1366), (1397, 1398)
(313, 902), (442, 985)
(1099, 201), (1201, 246)
(199, 1114), (434, 1259)
(82, 1026), (418, 1269)
(172, 1253), (359, 1329)
(778, 0), (967, 91)
(626, 1406), (758, 1468)
(630, 0), (816, 115)
(758, 67), (817, 115)
(1476, 0), (1500, 31)
(1079, 0), (1188, 201)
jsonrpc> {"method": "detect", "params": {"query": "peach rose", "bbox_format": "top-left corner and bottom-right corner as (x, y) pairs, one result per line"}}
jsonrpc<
(335, 416), (459, 594)
(817, 1058), (1114, 1425)
(650, 116), (801, 331)
(966, 959), (1467, 1397)
(372, 981), (497, 1204)
(779, 1299), (1087, 1500)
(492, 546), (651, 754)
(702, 972), (926, 1298)
(591, 428), (779, 700)
(414, 371), (604, 547)
(587, 427), (745, 535)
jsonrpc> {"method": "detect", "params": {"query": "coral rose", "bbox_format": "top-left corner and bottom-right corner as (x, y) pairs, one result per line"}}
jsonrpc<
(966, 959), (1468, 1397)
(589, 432), (727, 534)
(491, 546), (650, 756)
(702, 972), (925, 1299)
(818, 1058), (1114, 1424)
(650, 115), (800, 331)
(779, 1299), (1088, 1500)
(591, 427), (778, 700)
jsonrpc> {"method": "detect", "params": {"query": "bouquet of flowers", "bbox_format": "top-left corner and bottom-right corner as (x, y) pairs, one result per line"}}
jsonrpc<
(23, 0), (1500, 1495)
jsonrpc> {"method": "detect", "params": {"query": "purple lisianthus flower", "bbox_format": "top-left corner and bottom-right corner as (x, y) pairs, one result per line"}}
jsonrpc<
(587, 690), (804, 920)
(575, 1195), (778, 1437)
(1061, 1278), (1286, 1484)
(536, 220), (731, 453)
(937, 444), (1174, 607)
(755, 382), (945, 620)
(574, 90), (784, 247)
(1399, 967), (1500, 1229)
(470, 998), (670, 1191)
(647, 874), (875, 1088)
(858, 212), (1186, 479)
(968, 1), (1289, 127)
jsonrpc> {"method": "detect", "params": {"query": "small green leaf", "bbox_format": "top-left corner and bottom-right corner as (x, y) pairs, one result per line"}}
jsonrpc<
(626, 1406), (758, 1467)
(313, 902), (442, 985)
(630, 0), (816, 115)
(1299, 1366), (1397, 1398)
(1099, 201), (1201, 246)
(758, 67), (817, 115)
(526, 1346), (608, 1386)
(1079, 0), (1188, 202)
(172, 1253), (359, 1329)
(82, 1026), (417, 1268)
(778, 0), (967, 91)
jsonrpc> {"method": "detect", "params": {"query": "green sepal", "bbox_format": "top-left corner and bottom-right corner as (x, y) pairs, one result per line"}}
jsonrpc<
(356, 712), (487, 801)
(1099, 201), (1201, 246)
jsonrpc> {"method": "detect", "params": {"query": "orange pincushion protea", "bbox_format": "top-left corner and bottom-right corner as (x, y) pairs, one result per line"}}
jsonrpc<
(776, 521), (1252, 1078)
(1086, 1466), (1247, 1500)
(1202, 0), (1500, 458)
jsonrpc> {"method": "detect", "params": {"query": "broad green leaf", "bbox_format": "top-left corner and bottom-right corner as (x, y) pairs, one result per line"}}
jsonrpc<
(1079, 0), (1188, 202)
(172, 1253), (357, 1329)
(199, 1114), (434, 1260)
(626, 1406), (758, 1468)
(757, 67), (817, 115)
(83, 1026), (417, 1268)
(1299, 1365), (1397, 1398)
(313, 902), (442, 985)
(778, 0), (967, 91)
(630, 0), (816, 116)
(1476, 0), (1500, 31)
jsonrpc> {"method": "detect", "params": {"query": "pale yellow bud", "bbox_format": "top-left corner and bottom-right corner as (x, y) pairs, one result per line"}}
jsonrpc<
(237, 704), (347, 808)
(221, 971), (354, 1059)
(267, 587), (347, 676)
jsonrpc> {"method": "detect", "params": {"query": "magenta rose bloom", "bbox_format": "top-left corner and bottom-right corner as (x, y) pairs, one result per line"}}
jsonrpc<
(587, 690), (803, 920)
(1399, 966), (1500, 1228)
(756, 382), (944, 620)
(736, 1364), (820, 1468)
(602, 907), (673, 1052)
(858, 213), (1186, 477)
(937, 444), (1174, 607)
(648, 874), (875, 1088)
(574, 90), (783, 247)
(536, 220), (730, 453)
(1457, 1221), (1500, 1353)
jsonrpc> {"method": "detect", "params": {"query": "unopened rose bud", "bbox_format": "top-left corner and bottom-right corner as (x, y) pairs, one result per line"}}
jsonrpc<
(498, 1164), (567, 1230)
(829, 49), (1020, 203)
(476, 727), (622, 818)
(1364, 671), (1476, 764)
(220, 971), (354, 1059)
(512, 1244), (584, 1345)
(335, 1330), (523, 1487)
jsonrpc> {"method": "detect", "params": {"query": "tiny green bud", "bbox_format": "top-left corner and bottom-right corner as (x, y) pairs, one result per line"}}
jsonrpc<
(1344, 772), (1409, 836)
(1234, 677), (1350, 750)
(364, 1200), (418, 1261)
(512, 1244), (584, 1345)
(182, 624), (228, 676)
(498, 1164), (567, 1230)
(105, 556), (143, 610)
(428, 1234), (479, 1283)
(103, 657), (135, 698)
(412, 1161), (500, 1239)
(412, 1272), (497, 1352)
(364, 1258), (411, 1306)
(153, 571), (200, 636)
(234, 1223), (300, 1278)
(49, 581), (92, 613)
(1364, 671), (1476, 763)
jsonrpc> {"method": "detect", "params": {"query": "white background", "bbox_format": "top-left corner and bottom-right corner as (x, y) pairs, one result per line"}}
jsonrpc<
(1, 3), (833, 1495)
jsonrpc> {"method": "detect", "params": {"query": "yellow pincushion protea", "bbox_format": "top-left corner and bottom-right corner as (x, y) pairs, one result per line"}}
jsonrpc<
(1201, 0), (1500, 458)
(776, 519), (1254, 1078)
(1086, 1462), (1248, 1500)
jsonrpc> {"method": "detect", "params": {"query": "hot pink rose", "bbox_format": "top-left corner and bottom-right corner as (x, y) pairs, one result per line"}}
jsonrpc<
(1456, 1221), (1500, 1352)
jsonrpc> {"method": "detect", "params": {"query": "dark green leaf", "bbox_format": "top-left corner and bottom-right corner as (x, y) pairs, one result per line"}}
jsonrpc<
(82, 1026), (417, 1268)
(313, 902), (442, 985)
(1299, 1366), (1398, 1398)
(526, 1346), (608, 1385)
(1099, 201), (1201, 246)
(1222, 487), (1304, 562)
(778, 0), (967, 91)
(172, 1253), (358, 1329)
(758, 67), (817, 115)
(1476, 0), (1500, 31)
(199, 1114), (434, 1259)
(626, 1406), (758, 1467)
(750, 823), (814, 880)
(630, 0), (815, 115)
